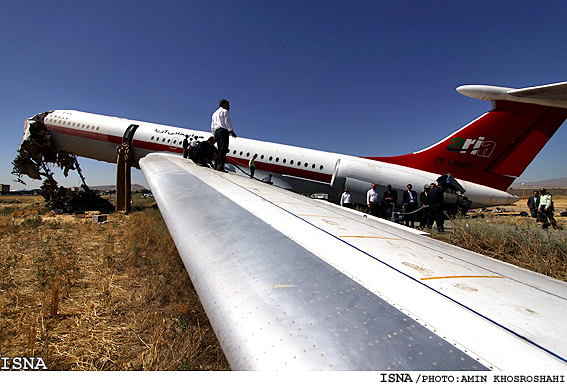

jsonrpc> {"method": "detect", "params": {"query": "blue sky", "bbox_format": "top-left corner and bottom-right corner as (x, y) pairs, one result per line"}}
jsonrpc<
(2, 1), (567, 190)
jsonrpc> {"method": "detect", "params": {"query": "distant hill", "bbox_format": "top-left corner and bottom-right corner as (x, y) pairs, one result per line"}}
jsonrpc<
(88, 184), (148, 192)
(510, 178), (567, 189)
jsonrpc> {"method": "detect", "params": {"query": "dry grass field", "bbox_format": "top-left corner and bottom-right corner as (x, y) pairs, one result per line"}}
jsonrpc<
(429, 195), (567, 282)
(1, 193), (566, 371)
(0, 194), (229, 370)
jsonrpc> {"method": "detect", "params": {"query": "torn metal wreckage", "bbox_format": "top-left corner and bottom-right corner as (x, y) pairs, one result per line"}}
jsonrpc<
(11, 112), (115, 214)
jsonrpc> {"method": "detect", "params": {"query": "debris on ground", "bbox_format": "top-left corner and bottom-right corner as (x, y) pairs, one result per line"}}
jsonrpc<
(11, 111), (115, 213)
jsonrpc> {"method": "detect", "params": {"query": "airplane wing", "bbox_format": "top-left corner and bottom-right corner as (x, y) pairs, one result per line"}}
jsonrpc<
(139, 152), (567, 371)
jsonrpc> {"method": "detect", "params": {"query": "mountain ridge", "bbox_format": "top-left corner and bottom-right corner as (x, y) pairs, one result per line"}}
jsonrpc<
(510, 178), (567, 189)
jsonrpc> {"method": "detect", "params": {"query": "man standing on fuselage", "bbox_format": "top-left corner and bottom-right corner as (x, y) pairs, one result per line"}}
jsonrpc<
(211, 99), (237, 172)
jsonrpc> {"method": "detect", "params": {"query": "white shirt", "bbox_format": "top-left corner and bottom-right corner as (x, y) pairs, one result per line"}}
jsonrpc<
(367, 188), (379, 204)
(211, 107), (233, 134)
(341, 191), (353, 206)
(540, 193), (552, 210)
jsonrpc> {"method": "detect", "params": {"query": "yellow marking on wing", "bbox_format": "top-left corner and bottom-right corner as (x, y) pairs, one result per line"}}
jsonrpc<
(339, 235), (404, 240)
(420, 275), (504, 281)
(299, 214), (355, 219)
(270, 201), (314, 207)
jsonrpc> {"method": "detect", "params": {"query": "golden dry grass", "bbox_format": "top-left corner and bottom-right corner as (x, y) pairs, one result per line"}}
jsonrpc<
(2, 193), (567, 370)
(430, 196), (567, 282)
(0, 194), (229, 370)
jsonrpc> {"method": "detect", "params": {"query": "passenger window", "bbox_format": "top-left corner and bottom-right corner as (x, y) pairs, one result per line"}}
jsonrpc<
(290, 160), (294, 165)
(275, 157), (279, 162)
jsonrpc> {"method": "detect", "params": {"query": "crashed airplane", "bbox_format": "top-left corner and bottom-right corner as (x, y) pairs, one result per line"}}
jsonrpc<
(12, 81), (567, 370)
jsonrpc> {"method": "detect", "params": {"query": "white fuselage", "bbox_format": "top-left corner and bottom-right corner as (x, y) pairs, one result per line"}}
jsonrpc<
(38, 110), (518, 208)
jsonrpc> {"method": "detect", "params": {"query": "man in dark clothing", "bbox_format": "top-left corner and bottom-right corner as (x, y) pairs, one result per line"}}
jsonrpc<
(527, 190), (540, 219)
(382, 184), (398, 220)
(418, 184), (430, 228)
(182, 135), (190, 159)
(402, 184), (418, 227)
(192, 136), (217, 168)
(427, 179), (450, 231)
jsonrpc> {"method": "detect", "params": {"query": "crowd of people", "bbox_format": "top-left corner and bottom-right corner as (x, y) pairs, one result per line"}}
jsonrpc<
(341, 179), (452, 231)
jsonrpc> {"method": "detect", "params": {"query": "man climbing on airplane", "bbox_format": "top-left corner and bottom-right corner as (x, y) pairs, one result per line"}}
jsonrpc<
(211, 99), (237, 172)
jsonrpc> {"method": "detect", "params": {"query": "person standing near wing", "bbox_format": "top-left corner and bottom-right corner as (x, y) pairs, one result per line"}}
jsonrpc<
(402, 184), (418, 227)
(527, 190), (540, 220)
(182, 134), (190, 159)
(366, 183), (380, 216)
(211, 99), (237, 172)
(249, 154), (257, 178)
(340, 186), (354, 209)
(427, 180), (450, 232)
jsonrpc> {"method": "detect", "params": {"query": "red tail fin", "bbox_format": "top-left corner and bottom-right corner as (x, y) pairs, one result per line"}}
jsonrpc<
(367, 100), (567, 191)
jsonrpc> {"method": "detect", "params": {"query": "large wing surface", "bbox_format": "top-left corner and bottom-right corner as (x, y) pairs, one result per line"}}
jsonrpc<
(139, 153), (567, 371)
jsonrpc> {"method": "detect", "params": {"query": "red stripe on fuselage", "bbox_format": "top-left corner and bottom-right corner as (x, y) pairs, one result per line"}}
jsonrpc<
(228, 157), (331, 183)
(47, 124), (119, 144)
(47, 122), (330, 181)
(47, 123), (186, 155)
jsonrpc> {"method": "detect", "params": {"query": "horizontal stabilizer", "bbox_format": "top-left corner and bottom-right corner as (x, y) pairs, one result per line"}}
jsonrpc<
(457, 81), (567, 109)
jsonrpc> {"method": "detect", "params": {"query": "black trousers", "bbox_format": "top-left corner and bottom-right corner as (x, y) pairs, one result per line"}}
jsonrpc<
(214, 128), (229, 171)
(427, 204), (444, 231)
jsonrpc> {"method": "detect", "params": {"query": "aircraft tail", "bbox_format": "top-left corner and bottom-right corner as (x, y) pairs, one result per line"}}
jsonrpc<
(366, 82), (567, 191)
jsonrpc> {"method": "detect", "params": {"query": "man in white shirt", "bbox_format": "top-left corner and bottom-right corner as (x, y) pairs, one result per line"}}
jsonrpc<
(211, 99), (237, 171)
(366, 183), (379, 216)
(538, 188), (557, 229)
(340, 186), (354, 209)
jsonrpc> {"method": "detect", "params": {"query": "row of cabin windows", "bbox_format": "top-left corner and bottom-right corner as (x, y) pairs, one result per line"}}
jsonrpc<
(150, 135), (173, 144)
(46, 117), (100, 131)
(231, 149), (324, 171)
(140, 136), (326, 171)
(149, 136), (204, 145)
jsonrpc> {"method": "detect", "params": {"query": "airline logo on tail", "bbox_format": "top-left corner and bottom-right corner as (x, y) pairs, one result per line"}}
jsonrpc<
(447, 136), (496, 157)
